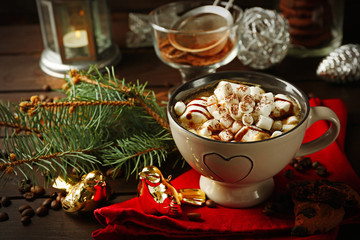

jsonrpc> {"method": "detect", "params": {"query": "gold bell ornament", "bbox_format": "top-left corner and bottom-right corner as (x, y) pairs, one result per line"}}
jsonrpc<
(53, 170), (110, 212)
(138, 165), (206, 218)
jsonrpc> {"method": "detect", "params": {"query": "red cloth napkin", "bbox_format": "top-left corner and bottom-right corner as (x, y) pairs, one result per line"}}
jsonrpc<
(92, 98), (360, 240)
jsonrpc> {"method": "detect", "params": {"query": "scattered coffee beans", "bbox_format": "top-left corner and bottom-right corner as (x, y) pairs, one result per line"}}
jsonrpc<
(0, 211), (9, 221)
(187, 212), (202, 221)
(20, 216), (31, 225)
(21, 208), (35, 218)
(56, 192), (66, 202)
(289, 157), (328, 177)
(23, 192), (35, 201)
(50, 200), (61, 210)
(42, 198), (53, 208)
(0, 196), (11, 207)
(35, 206), (48, 217)
(316, 165), (328, 177)
(49, 192), (58, 200)
(30, 185), (45, 196)
(205, 199), (216, 208)
(18, 204), (32, 213)
(18, 183), (33, 194)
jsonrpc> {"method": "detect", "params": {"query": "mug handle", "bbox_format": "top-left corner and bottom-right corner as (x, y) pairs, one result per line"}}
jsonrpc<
(295, 106), (340, 157)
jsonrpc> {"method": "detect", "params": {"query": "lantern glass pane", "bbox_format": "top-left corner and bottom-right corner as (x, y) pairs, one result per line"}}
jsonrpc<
(56, 2), (91, 61)
(92, 0), (112, 55)
(39, 1), (56, 52)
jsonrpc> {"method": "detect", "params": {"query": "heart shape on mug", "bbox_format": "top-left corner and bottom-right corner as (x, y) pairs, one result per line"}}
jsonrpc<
(203, 153), (253, 184)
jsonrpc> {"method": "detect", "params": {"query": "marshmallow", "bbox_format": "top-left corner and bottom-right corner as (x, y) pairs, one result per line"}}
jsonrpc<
(230, 121), (243, 133)
(239, 102), (253, 114)
(282, 124), (296, 132)
(255, 103), (273, 117)
(235, 126), (269, 142)
(260, 92), (274, 105)
(272, 120), (283, 131)
(275, 93), (291, 101)
(229, 103), (242, 120)
(241, 94), (255, 107)
(249, 86), (263, 101)
(174, 101), (186, 116)
(207, 103), (219, 117)
(271, 131), (282, 138)
(285, 116), (299, 125)
(256, 115), (274, 131)
(219, 129), (234, 141)
(236, 84), (250, 97)
(211, 110), (222, 120)
(220, 114), (234, 129)
(214, 82), (233, 101)
(207, 95), (218, 106)
(202, 119), (222, 131)
(274, 100), (291, 113)
(179, 99), (211, 127)
(198, 127), (212, 137)
(224, 93), (239, 108)
(242, 113), (254, 126)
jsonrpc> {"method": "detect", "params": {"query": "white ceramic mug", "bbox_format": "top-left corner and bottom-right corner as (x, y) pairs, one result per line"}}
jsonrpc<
(168, 71), (340, 208)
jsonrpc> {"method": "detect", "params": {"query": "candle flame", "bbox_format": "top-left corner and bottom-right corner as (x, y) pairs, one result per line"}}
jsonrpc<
(75, 30), (81, 39)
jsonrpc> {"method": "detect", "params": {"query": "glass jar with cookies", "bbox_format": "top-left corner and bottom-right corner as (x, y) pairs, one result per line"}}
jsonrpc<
(277, 0), (344, 57)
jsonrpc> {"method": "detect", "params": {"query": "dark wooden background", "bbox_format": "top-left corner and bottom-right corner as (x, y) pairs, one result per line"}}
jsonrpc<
(0, 0), (360, 239)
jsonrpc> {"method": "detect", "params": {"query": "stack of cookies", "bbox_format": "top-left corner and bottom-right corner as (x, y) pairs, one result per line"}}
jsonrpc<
(279, 0), (333, 48)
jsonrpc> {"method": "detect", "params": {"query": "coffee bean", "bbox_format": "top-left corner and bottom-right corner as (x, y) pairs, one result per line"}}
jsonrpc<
(42, 84), (51, 91)
(293, 163), (303, 172)
(312, 161), (322, 169)
(18, 183), (33, 194)
(316, 166), (328, 177)
(20, 216), (31, 225)
(49, 192), (58, 200)
(21, 208), (35, 218)
(187, 212), (202, 221)
(18, 204), (32, 213)
(0, 212), (9, 221)
(30, 185), (45, 195)
(0, 196), (11, 207)
(56, 192), (66, 202)
(42, 198), (53, 208)
(50, 200), (61, 210)
(23, 192), (35, 201)
(205, 199), (216, 208)
(298, 157), (312, 169)
(35, 206), (48, 217)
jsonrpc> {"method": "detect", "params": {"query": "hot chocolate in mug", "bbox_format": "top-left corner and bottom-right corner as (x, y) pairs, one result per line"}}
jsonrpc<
(168, 71), (340, 208)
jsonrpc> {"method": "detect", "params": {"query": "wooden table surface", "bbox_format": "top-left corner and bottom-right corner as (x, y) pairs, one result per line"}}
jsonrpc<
(1, 0), (360, 239)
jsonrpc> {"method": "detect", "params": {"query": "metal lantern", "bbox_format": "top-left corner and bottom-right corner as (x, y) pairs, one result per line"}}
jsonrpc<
(36, 0), (121, 78)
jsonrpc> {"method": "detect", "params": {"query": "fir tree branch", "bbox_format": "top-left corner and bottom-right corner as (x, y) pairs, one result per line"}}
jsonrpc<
(68, 69), (170, 130)
(19, 99), (135, 114)
(0, 121), (41, 135)
(0, 66), (180, 184)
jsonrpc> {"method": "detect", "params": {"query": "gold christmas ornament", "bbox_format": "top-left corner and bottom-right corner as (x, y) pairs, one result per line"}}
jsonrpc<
(138, 165), (206, 218)
(53, 170), (110, 212)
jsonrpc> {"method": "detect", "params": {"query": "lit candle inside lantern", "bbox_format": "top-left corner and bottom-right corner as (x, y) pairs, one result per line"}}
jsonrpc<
(63, 30), (88, 48)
